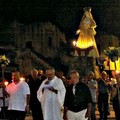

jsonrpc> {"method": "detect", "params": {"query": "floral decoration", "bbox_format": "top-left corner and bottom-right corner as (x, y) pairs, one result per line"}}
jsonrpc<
(0, 55), (10, 65)
(104, 47), (120, 60)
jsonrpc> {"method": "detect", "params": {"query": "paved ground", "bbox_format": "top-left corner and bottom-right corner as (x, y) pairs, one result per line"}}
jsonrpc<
(95, 107), (115, 120)
(96, 102), (115, 120)
(25, 103), (116, 120)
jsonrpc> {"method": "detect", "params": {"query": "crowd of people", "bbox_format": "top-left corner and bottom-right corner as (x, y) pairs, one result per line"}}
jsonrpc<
(0, 67), (120, 120)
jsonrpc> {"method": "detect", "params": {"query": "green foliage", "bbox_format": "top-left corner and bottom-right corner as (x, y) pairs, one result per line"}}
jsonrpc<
(104, 47), (120, 58)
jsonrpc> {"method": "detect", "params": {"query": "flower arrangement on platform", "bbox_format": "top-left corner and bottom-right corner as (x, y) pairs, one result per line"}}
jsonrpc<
(104, 47), (120, 62)
(0, 55), (10, 65)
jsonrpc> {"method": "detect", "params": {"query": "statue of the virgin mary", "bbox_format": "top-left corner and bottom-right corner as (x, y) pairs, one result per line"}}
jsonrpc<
(76, 7), (99, 57)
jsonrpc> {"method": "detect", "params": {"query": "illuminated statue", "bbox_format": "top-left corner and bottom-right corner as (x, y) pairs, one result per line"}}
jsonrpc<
(76, 7), (99, 57)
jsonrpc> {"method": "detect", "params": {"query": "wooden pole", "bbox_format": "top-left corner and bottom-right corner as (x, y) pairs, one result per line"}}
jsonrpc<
(1, 64), (6, 119)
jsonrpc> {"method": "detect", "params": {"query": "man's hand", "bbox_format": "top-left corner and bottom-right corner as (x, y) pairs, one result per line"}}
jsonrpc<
(42, 88), (44, 94)
(85, 109), (91, 119)
(85, 103), (91, 119)
(44, 81), (49, 84)
(63, 115), (68, 120)
(63, 107), (68, 120)
(49, 87), (58, 94)
(25, 105), (30, 113)
(3, 89), (10, 98)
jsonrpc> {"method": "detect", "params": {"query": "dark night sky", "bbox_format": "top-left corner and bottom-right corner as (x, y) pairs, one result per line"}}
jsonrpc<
(0, 0), (120, 38)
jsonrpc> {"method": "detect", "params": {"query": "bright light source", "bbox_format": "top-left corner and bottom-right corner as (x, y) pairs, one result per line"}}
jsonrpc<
(73, 41), (77, 46)
(4, 81), (8, 86)
(20, 77), (25, 81)
(116, 70), (120, 74)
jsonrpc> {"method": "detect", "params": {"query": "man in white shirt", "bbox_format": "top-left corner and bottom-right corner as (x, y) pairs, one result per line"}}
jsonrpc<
(87, 71), (98, 120)
(6, 71), (30, 120)
(37, 67), (66, 120)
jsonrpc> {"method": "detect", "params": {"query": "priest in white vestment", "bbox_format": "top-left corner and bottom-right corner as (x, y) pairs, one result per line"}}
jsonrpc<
(37, 67), (66, 120)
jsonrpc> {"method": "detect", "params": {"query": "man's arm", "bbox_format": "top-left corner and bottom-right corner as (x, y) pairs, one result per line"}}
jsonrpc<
(26, 94), (30, 111)
(85, 84), (92, 119)
(49, 87), (58, 94)
(88, 81), (98, 89)
(85, 103), (91, 119)
(26, 94), (30, 106)
(63, 106), (68, 120)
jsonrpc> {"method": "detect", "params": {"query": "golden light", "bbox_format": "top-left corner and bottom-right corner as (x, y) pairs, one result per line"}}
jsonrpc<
(116, 70), (120, 74)
(4, 81), (8, 86)
(76, 38), (94, 49)
(104, 57), (120, 71)
(20, 77), (25, 81)
(73, 40), (77, 46)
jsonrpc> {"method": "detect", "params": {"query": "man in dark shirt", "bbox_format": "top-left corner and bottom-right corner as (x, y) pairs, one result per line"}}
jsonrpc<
(28, 69), (46, 120)
(97, 71), (111, 120)
(63, 70), (92, 120)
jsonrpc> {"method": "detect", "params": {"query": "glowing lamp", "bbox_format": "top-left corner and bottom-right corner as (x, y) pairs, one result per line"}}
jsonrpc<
(73, 41), (77, 46)
(4, 81), (8, 86)
(116, 70), (120, 74)
(20, 77), (25, 81)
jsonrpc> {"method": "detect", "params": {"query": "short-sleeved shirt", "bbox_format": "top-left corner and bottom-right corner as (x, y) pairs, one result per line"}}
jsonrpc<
(64, 82), (92, 112)
(88, 79), (98, 102)
(6, 81), (30, 111)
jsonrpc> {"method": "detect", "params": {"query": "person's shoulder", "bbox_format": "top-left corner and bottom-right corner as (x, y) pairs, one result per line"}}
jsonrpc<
(7, 82), (13, 87)
(20, 81), (28, 86)
(91, 79), (98, 84)
(78, 82), (86, 86)
(41, 75), (46, 79)
(27, 74), (32, 79)
(42, 79), (48, 84)
(97, 79), (103, 83)
(66, 84), (73, 89)
(55, 76), (63, 82)
(77, 82), (89, 89)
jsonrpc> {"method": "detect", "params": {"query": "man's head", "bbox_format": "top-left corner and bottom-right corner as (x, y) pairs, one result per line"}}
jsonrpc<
(38, 69), (44, 76)
(69, 70), (79, 85)
(45, 67), (55, 80)
(31, 69), (38, 78)
(87, 71), (95, 81)
(101, 71), (108, 80)
(14, 71), (20, 83)
(55, 70), (64, 78)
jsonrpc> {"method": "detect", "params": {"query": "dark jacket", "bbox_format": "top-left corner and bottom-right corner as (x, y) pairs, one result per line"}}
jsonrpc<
(64, 82), (92, 112)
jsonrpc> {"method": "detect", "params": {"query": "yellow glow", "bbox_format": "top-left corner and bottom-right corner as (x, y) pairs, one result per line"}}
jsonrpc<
(76, 7), (96, 49)
(20, 77), (25, 81)
(4, 81), (8, 86)
(73, 41), (77, 46)
(76, 36), (94, 49)
(104, 57), (120, 70)
(75, 7), (99, 57)
(116, 70), (120, 74)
